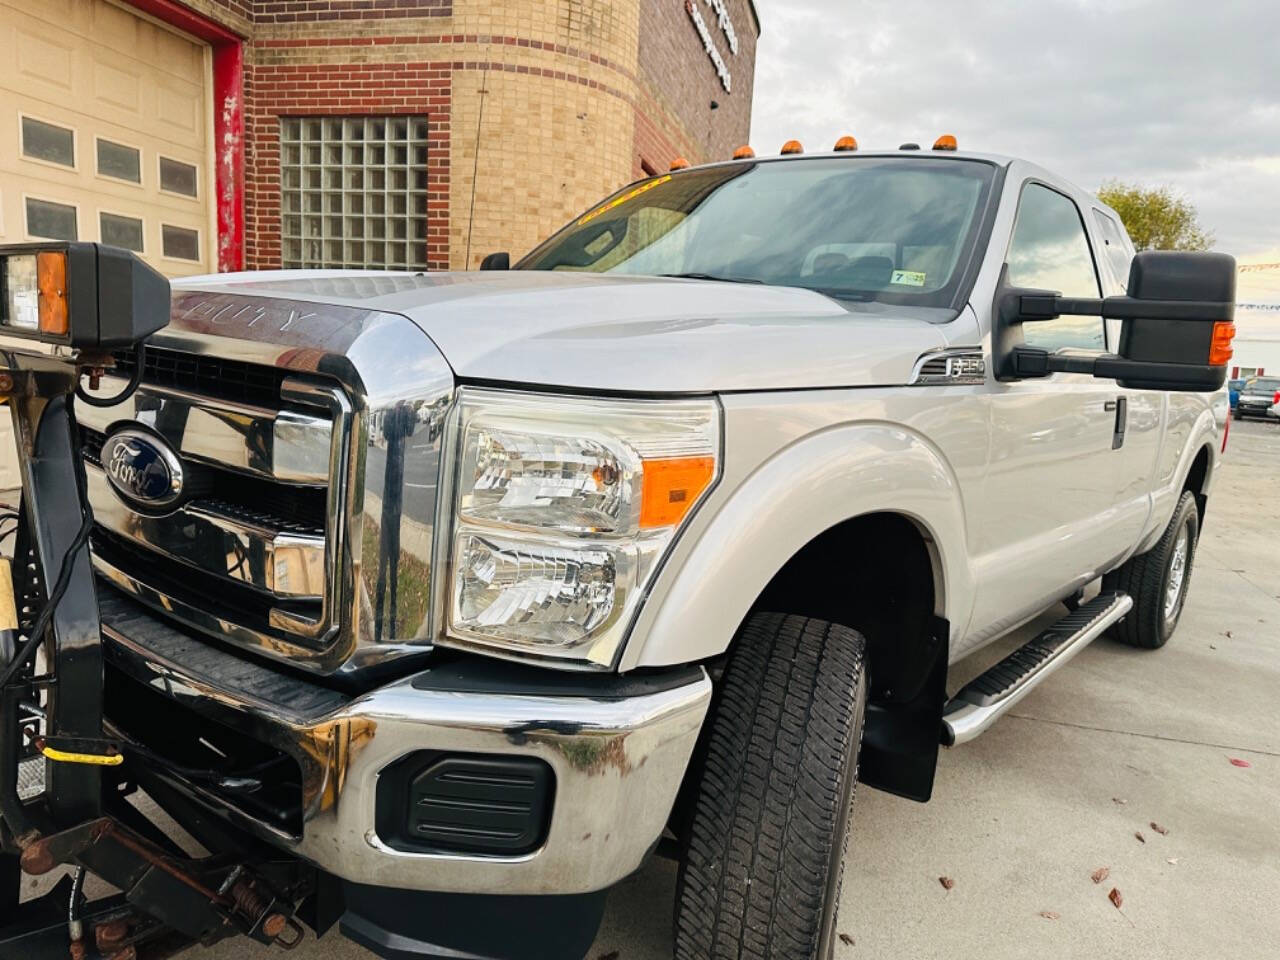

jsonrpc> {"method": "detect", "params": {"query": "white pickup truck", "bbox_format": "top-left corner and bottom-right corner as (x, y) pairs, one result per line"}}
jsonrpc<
(78, 145), (1235, 960)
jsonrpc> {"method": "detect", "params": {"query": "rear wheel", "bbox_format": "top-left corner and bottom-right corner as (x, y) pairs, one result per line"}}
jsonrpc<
(674, 613), (868, 960)
(1103, 490), (1200, 649)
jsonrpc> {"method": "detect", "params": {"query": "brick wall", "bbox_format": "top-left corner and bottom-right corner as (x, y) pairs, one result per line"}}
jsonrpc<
(172, 0), (758, 270)
(635, 0), (759, 174)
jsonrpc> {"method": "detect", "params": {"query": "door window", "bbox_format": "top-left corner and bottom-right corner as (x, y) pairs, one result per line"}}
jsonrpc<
(1092, 211), (1134, 296)
(1006, 184), (1103, 351)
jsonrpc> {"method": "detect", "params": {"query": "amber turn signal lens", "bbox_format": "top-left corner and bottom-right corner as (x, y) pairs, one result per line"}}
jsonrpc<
(732, 145), (756, 159)
(640, 456), (716, 529)
(833, 135), (859, 151)
(669, 156), (690, 171)
(1209, 321), (1236, 365)
(932, 134), (958, 151)
(780, 139), (804, 155)
(36, 251), (68, 337)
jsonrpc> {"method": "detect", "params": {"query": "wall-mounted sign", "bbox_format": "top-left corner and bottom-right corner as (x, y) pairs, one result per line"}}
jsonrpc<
(686, 0), (735, 93)
(704, 0), (739, 54)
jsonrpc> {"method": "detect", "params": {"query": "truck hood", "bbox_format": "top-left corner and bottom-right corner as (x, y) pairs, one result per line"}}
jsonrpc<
(173, 271), (963, 393)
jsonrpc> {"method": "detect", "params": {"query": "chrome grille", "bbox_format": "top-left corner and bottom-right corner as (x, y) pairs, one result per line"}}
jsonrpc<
(81, 363), (346, 652)
(87, 289), (456, 676)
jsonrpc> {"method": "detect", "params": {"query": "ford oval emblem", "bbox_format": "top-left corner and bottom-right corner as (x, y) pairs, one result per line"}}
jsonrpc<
(100, 429), (184, 508)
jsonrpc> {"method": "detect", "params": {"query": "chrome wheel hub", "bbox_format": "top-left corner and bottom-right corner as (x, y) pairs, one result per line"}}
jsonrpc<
(1165, 527), (1189, 620)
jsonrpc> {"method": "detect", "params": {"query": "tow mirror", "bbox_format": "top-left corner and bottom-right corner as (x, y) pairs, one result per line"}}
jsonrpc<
(995, 251), (1236, 391)
(479, 251), (510, 271)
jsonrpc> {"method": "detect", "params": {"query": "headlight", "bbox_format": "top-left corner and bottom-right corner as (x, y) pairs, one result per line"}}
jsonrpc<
(443, 388), (720, 667)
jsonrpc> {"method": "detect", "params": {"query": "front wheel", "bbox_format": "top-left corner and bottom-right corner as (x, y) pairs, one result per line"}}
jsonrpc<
(1103, 490), (1200, 649)
(674, 613), (868, 960)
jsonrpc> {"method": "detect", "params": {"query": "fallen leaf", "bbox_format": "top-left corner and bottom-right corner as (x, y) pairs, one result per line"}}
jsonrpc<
(939, 876), (955, 891)
(1108, 888), (1124, 910)
(1134, 831), (1146, 844)
(1229, 758), (1252, 768)
(838, 933), (855, 946)
(1166, 858), (1180, 865)
(1091, 866), (1110, 885)
(1039, 911), (1060, 920)
(1209, 644), (1217, 650)
(1225, 630), (1233, 638)
(1150, 822), (1169, 836)
(1111, 797), (1128, 805)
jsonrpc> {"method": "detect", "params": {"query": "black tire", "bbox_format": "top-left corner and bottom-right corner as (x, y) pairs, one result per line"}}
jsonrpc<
(1103, 490), (1200, 649)
(674, 613), (868, 960)
(1232, 409), (1242, 421)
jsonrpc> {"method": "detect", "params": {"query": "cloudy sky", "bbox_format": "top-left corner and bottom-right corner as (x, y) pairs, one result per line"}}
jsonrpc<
(748, 0), (1280, 309)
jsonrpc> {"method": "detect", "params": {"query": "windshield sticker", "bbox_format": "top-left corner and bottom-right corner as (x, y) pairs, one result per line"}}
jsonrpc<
(890, 270), (927, 287)
(578, 175), (673, 226)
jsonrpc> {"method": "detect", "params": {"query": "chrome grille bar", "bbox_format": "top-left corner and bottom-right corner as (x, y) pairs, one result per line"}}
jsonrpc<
(85, 465), (326, 600)
(77, 379), (331, 485)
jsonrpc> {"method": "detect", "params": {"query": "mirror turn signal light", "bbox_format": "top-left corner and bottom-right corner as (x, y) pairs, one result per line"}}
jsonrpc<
(36, 251), (69, 337)
(639, 456), (716, 529)
(1209, 321), (1236, 366)
(933, 134), (958, 151)
(833, 135), (859, 151)
(780, 140), (804, 155)
(732, 145), (756, 159)
(669, 156), (690, 171)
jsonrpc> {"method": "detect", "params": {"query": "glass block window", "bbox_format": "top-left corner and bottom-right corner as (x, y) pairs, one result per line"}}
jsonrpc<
(101, 212), (144, 252)
(280, 116), (430, 270)
(26, 197), (77, 240)
(21, 117), (75, 168)
(97, 139), (141, 183)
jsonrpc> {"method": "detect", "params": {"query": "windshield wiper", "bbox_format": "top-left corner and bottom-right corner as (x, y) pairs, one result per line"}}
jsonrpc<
(658, 272), (764, 284)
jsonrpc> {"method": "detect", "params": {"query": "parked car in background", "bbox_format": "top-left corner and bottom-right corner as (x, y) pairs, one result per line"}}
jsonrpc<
(1228, 377), (1246, 410)
(1233, 376), (1280, 420)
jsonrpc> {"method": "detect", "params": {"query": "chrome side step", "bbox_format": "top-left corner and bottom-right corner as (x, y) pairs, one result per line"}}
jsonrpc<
(942, 591), (1133, 745)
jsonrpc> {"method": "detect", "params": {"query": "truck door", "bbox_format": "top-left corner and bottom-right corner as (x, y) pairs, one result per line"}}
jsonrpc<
(967, 181), (1133, 646)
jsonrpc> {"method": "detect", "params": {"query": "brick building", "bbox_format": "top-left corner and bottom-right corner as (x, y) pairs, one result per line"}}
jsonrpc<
(0, 0), (760, 277)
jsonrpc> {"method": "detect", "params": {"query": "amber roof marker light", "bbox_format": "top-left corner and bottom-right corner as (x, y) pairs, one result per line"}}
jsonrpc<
(780, 140), (804, 155)
(933, 134), (958, 151)
(669, 157), (690, 171)
(833, 135), (859, 152)
(732, 145), (756, 159)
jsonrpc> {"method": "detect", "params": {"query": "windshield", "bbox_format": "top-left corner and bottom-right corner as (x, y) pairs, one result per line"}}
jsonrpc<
(519, 157), (998, 309)
(1245, 377), (1280, 393)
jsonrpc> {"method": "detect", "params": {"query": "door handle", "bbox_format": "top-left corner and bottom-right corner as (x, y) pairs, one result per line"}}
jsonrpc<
(1111, 397), (1128, 449)
(1104, 400), (1118, 412)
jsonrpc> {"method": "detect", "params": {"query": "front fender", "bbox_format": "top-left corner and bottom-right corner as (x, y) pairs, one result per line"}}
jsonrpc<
(620, 420), (975, 670)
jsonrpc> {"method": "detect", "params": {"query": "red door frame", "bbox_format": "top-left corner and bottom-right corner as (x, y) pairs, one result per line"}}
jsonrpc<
(120, 0), (246, 272)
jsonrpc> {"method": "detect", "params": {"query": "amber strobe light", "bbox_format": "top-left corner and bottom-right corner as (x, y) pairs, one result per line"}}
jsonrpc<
(669, 156), (690, 171)
(36, 251), (69, 337)
(780, 140), (804, 155)
(732, 145), (756, 159)
(1209, 321), (1236, 366)
(833, 135), (859, 151)
(933, 134), (958, 151)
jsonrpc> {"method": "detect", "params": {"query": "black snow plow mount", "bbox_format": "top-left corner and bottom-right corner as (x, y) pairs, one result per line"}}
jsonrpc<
(0, 243), (326, 959)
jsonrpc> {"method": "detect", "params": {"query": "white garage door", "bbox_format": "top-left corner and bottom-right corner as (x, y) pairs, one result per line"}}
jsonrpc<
(0, 0), (213, 276)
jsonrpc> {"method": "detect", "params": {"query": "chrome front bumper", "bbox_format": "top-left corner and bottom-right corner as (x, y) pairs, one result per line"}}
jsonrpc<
(99, 591), (711, 896)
